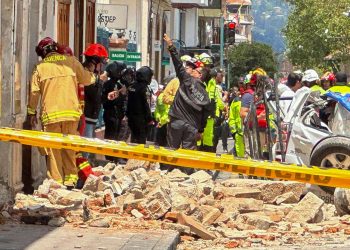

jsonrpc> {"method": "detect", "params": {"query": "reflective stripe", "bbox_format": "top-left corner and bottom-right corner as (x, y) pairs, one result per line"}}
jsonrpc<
(78, 161), (90, 170)
(54, 179), (64, 184)
(27, 107), (36, 115)
(41, 110), (81, 124)
(64, 174), (78, 183)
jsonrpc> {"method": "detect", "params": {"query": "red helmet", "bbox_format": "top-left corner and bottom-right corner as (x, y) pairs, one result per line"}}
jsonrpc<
(321, 72), (335, 82)
(35, 37), (57, 58)
(83, 44), (108, 58)
(57, 44), (73, 56)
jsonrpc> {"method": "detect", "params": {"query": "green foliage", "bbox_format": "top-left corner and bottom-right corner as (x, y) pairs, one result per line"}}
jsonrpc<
(227, 42), (277, 84)
(284, 0), (350, 69)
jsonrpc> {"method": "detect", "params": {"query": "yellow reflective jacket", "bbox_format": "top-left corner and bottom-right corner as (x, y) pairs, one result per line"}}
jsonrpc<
(310, 85), (326, 95)
(200, 79), (225, 147)
(206, 78), (224, 117)
(154, 93), (170, 127)
(28, 53), (95, 125)
(229, 97), (242, 135)
(327, 83), (350, 94)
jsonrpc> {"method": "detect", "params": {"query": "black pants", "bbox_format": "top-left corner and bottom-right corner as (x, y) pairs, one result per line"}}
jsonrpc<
(156, 125), (168, 147)
(166, 118), (197, 174)
(213, 120), (230, 151)
(103, 109), (123, 161)
(103, 109), (122, 141)
(128, 116), (148, 144)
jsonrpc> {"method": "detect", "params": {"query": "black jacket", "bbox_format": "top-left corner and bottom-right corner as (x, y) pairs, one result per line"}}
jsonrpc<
(126, 67), (153, 123)
(84, 79), (102, 124)
(102, 78), (127, 119)
(167, 45), (211, 132)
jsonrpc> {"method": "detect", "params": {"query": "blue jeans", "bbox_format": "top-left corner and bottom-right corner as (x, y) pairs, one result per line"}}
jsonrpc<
(82, 123), (95, 159)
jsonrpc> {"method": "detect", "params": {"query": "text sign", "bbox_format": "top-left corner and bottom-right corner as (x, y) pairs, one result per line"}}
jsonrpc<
(109, 51), (142, 62)
(109, 51), (127, 61)
(96, 4), (128, 29)
(126, 52), (142, 62)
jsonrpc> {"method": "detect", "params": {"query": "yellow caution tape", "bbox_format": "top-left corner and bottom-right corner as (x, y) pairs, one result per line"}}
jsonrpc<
(0, 127), (349, 188)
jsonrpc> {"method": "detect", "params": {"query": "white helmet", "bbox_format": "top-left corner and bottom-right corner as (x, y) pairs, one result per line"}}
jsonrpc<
(302, 69), (319, 82)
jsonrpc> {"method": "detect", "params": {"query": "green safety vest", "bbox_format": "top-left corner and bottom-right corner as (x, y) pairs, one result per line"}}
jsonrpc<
(327, 83), (350, 94)
(154, 93), (170, 127)
(229, 98), (242, 135)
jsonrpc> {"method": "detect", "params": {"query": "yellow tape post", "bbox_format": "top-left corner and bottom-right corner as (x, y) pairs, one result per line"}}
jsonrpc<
(0, 127), (349, 189)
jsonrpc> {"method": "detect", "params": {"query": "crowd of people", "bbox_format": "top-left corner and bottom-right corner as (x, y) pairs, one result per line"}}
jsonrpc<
(27, 35), (350, 188)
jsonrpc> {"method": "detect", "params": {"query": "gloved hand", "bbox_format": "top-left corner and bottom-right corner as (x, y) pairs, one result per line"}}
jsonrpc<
(195, 132), (203, 141)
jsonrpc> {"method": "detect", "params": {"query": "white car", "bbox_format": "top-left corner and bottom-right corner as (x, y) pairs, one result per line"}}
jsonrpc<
(267, 87), (350, 195)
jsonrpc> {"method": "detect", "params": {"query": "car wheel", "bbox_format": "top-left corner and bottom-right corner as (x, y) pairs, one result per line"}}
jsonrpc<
(310, 137), (350, 194)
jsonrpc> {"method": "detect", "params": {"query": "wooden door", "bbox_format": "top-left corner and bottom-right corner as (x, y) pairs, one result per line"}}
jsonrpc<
(57, 0), (71, 46)
(85, 0), (96, 48)
(74, 0), (84, 61)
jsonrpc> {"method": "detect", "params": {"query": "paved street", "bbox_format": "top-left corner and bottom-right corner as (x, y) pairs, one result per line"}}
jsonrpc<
(0, 224), (179, 250)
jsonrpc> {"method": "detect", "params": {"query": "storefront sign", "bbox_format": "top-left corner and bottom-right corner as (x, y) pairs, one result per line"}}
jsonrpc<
(96, 4), (128, 29)
(109, 50), (141, 62)
(126, 52), (142, 62)
(109, 51), (127, 61)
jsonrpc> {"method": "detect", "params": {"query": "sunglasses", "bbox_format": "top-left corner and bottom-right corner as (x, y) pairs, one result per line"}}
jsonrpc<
(194, 69), (202, 75)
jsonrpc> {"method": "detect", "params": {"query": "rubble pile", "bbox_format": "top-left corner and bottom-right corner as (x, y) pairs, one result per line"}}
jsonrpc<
(2, 159), (350, 249)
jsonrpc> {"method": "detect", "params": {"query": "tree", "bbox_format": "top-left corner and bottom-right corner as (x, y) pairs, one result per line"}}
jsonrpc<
(227, 42), (277, 85)
(284, 0), (350, 69)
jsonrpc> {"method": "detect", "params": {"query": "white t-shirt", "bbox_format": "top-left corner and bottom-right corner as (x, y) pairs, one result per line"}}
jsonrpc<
(278, 84), (295, 117)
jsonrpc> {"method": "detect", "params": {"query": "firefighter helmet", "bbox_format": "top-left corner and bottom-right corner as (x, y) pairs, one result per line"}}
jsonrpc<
(196, 53), (213, 66)
(35, 37), (58, 58)
(83, 44), (108, 58)
(321, 72), (335, 82)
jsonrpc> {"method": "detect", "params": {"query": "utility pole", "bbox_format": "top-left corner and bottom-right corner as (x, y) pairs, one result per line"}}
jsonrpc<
(220, 16), (224, 70)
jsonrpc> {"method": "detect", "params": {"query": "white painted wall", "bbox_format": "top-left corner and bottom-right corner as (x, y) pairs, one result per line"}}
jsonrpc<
(184, 8), (199, 47)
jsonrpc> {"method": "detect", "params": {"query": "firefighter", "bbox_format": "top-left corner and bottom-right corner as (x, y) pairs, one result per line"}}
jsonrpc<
(27, 37), (101, 187)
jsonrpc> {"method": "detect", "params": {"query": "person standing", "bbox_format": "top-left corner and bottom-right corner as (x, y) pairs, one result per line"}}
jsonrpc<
(102, 61), (127, 161)
(229, 86), (244, 157)
(81, 44), (109, 160)
(127, 66), (154, 144)
(154, 84), (170, 147)
(327, 72), (350, 94)
(163, 34), (211, 151)
(27, 37), (97, 187)
(199, 68), (224, 152)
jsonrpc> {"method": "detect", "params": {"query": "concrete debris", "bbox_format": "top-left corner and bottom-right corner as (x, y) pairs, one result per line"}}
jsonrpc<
(48, 216), (66, 227)
(334, 188), (350, 216)
(8, 160), (350, 249)
(286, 192), (324, 223)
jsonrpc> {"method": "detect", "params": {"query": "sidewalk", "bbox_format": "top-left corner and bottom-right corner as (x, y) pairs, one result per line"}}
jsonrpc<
(0, 224), (179, 250)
